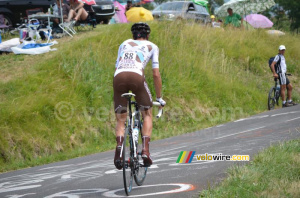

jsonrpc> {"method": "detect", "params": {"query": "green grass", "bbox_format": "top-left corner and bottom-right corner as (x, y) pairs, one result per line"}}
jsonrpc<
(200, 139), (300, 198)
(0, 21), (300, 172)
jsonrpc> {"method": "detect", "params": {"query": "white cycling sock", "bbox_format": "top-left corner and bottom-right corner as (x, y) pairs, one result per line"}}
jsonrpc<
(282, 101), (286, 104)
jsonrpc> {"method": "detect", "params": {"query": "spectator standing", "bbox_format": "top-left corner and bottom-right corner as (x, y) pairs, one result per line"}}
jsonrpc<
(224, 8), (243, 28)
(125, 1), (133, 12)
(53, 0), (70, 24)
(270, 45), (297, 107)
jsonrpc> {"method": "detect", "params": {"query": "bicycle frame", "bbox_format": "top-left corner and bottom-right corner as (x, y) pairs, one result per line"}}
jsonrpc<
(127, 99), (140, 159)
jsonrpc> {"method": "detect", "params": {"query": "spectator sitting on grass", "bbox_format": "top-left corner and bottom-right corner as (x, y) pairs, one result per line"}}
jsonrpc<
(66, 0), (88, 23)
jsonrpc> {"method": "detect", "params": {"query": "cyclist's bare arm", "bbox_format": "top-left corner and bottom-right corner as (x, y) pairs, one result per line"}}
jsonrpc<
(153, 68), (162, 98)
(271, 61), (278, 78)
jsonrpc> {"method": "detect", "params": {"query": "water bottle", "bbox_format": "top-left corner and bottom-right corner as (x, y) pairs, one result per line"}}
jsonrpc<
(132, 126), (139, 144)
(276, 84), (280, 91)
(50, 5), (53, 14)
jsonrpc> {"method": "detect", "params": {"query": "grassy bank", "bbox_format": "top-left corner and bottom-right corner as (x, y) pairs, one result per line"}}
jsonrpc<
(200, 139), (300, 197)
(1, 21), (300, 172)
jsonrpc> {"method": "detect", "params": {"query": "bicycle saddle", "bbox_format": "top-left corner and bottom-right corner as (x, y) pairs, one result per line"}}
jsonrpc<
(121, 93), (136, 98)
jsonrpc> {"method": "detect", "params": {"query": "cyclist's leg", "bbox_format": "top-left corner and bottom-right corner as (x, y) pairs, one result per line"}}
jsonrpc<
(134, 78), (153, 166)
(114, 113), (126, 169)
(140, 109), (153, 165)
(113, 73), (129, 169)
(141, 109), (152, 136)
(286, 77), (292, 101)
(278, 73), (287, 105)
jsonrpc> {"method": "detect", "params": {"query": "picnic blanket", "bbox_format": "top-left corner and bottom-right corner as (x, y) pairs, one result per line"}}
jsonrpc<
(11, 40), (58, 55)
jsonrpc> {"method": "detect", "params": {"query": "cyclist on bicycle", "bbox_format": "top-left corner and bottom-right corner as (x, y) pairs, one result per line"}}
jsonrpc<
(113, 22), (166, 169)
(270, 45), (297, 107)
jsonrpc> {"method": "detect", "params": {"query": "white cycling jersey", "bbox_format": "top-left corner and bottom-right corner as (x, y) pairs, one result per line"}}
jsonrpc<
(274, 54), (287, 74)
(114, 39), (159, 77)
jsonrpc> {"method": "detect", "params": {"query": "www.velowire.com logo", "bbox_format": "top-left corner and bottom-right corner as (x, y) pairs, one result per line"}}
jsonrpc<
(176, 151), (250, 163)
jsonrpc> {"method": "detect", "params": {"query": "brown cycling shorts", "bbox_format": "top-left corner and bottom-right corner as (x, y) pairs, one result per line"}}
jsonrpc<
(113, 72), (153, 114)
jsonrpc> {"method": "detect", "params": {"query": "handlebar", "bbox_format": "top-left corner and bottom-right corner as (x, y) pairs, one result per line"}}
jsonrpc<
(153, 102), (163, 118)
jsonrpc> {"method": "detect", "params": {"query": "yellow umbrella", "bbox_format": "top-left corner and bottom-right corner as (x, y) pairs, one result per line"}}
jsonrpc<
(126, 7), (154, 22)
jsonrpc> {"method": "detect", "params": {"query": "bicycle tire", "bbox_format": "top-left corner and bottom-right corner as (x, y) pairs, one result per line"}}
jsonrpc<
(134, 119), (147, 186)
(268, 87), (276, 110)
(275, 90), (280, 106)
(123, 127), (133, 196)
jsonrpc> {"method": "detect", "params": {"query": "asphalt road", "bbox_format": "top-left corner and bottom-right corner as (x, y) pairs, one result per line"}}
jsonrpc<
(1, 105), (300, 198)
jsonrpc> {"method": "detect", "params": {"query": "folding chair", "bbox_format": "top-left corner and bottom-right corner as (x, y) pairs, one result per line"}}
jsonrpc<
(59, 21), (76, 37)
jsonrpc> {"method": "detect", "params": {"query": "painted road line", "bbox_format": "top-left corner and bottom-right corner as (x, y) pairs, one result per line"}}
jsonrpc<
(234, 115), (269, 122)
(102, 183), (194, 197)
(148, 165), (159, 169)
(152, 145), (187, 157)
(61, 175), (71, 179)
(214, 126), (266, 140)
(285, 116), (300, 122)
(169, 160), (216, 166)
(271, 111), (300, 117)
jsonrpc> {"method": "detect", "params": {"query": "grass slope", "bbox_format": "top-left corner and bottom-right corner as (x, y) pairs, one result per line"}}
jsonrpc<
(0, 21), (300, 172)
(200, 139), (300, 197)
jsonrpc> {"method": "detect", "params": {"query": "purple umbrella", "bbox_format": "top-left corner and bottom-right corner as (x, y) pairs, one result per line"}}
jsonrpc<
(244, 14), (273, 28)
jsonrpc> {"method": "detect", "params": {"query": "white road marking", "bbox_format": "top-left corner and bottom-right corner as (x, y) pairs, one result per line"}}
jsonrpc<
(148, 165), (159, 169)
(214, 126), (265, 140)
(102, 183), (194, 197)
(271, 111), (300, 117)
(44, 189), (109, 198)
(39, 165), (74, 171)
(61, 175), (71, 179)
(0, 185), (41, 194)
(105, 170), (121, 174)
(285, 116), (300, 122)
(234, 115), (269, 122)
(6, 193), (36, 198)
(153, 157), (175, 162)
(152, 145), (187, 157)
(216, 125), (224, 128)
(169, 160), (215, 166)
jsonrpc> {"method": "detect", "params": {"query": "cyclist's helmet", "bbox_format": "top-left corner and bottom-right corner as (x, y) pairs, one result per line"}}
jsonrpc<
(131, 22), (151, 39)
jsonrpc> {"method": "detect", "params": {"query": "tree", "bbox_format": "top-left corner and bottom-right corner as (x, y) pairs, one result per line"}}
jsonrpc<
(276, 0), (300, 33)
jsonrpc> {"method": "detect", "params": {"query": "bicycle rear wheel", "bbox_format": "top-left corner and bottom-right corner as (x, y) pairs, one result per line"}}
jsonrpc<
(134, 136), (147, 186)
(268, 87), (276, 110)
(123, 127), (133, 195)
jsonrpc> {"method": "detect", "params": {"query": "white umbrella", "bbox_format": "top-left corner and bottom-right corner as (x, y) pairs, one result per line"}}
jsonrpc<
(215, 0), (275, 18)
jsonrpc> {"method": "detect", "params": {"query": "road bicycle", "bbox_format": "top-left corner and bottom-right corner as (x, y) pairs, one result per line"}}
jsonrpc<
(121, 93), (163, 196)
(268, 74), (291, 110)
(268, 78), (280, 110)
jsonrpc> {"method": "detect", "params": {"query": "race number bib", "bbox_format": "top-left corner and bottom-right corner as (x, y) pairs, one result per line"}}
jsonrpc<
(117, 52), (141, 70)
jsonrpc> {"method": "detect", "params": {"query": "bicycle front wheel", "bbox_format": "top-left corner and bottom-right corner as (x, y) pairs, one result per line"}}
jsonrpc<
(268, 87), (276, 110)
(123, 127), (133, 196)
